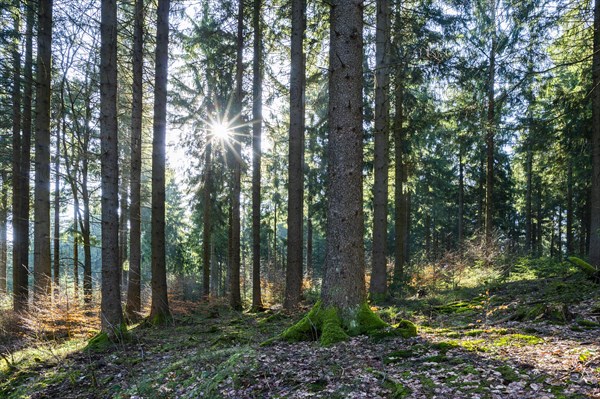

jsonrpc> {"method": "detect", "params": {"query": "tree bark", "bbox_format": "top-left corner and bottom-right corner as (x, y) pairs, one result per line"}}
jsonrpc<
(100, 0), (125, 334)
(484, 0), (497, 243)
(284, 0), (306, 310)
(53, 110), (61, 293)
(370, 0), (391, 299)
(252, 0), (264, 311)
(11, 2), (27, 311)
(458, 141), (464, 245)
(149, 0), (172, 323)
(567, 160), (574, 254)
(322, 0), (366, 311)
(0, 174), (7, 295)
(126, 0), (144, 320)
(393, 76), (407, 289)
(228, 0), (244, 311)
(202, 143), (212, 298)
(33, 0), (54, 299)
(589, 0), (600, 267)
(525, 137), (533, 253)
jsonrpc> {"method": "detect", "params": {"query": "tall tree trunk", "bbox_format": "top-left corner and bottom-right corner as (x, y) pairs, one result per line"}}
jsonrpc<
(100, 0), (125, 334)
(0, 174), (7, 295)
(567, 160), (574, 254)
(393, 77), (407, 289)
(525, 138), (533, 253)
(11, 2), (26, 311)
(484, 0), (496, 243)
(284, 0), (306, 310)
(53, 117), (60, 293)
(370, 0), (391, 299)
(536, 178), (543, 257)
(126, 0), (144, 320)
(229, 0), (244, 311)
(119, 178), (128, 289)
(73, 200), (79, 298)
(149, 0), (172, 323)
(33, 0), (54, 299)
(322, 0), (366, 311)
(458, 142), (464, 245)
(589, 0), (600, 266)
(251, 0), (264, 311)
(202, 143), (212, 298)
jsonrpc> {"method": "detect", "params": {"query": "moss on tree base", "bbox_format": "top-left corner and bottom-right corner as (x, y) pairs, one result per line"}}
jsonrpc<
(281, 301), (417, 346)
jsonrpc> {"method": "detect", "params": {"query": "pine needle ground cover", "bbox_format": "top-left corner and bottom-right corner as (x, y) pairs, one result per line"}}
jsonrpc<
(1, 273), (599, 398)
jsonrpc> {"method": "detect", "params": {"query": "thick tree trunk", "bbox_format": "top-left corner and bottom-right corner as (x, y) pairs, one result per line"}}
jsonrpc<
(100, 0), (125, 334)
(149, 0), (172, 323)
(252, 0), (264, 310)
(284, 0), (306, 310)
(11, 3), (26, 311)
(322, 0), (366, 311)
(202, 144), (212, 299)
(589, 0), (600, 267)
(33, 0), (54, 299)
(485, 0), (496, 243)
(126, 0), (144, 320)
(370, 0), (391, 299)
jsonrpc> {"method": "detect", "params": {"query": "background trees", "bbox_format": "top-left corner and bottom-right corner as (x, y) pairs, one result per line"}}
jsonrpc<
(0, 0), (596, 330)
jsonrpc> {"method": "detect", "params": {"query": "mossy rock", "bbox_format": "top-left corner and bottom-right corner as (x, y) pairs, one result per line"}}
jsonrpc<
(280, 301), (415, 346)
(514, 303), (573, 324)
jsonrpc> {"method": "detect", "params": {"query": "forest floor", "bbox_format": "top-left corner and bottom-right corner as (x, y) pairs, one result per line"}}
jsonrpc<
(1, 268), (600, 398)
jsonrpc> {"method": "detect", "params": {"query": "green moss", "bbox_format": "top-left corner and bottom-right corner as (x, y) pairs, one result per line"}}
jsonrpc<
(383, 380), (412, 398)
(320, 307), (349, 346)
(352, 303), (388, 335)
(464, 329), (485, 336)
(497, 365), (520, 382)
(422, 355), (448, 363)
(494, 333), (543, 347)
(85, 322), (129, 352)
(567, 256), (598, 278)
(384, 349), (415, 364)
(431, 341), (459, 353)
(577, 318), (600, 328)
(281, 301), (401, 346)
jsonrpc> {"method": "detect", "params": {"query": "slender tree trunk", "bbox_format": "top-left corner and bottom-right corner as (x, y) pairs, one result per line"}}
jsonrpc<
(100, 0), (125, 334)
(458, 142), (464, 245)
(53, 117), (61, 293)
(228, 0), (244, 311)
(485, 0), (496, 243)
(73, 200), (79, 298)
(370, 0), (391, 299)
(33, 0), (54, 299)
(126, 0), (144, 320)
(525, 138), (533, 253)
(393, 77), (406, 289)
(322, 0), (366, 311)
(0, 174), (7, 295)
(149, 0), (172, 323)
(567, 160), (574, 254)
(119, 178), (128, 289)
(202, 143), (212, 298)
(11, 3), (26, 311)
(284, 0), (306, 310)
(589, 0), (600, 266)
(536, 179), (543, 257)
(251, 0), (264, 311)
